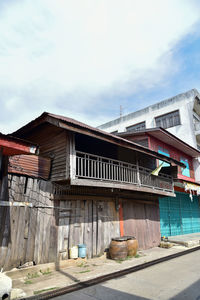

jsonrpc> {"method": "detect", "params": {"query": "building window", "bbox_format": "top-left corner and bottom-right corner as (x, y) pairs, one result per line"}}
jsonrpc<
(126, 121), (146, 132)
(155, 110), (180, 129)
(180, 157), (190, 177)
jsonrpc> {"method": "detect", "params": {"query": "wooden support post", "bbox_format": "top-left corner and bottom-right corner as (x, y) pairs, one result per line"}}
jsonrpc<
(0, 147), (3, 173)
(0, 147), (3, 195)
(66, 132), (76, 181)
(0, 155), (8, 201)
(136, 153), (141, 186)
(119, 199), (124, 237)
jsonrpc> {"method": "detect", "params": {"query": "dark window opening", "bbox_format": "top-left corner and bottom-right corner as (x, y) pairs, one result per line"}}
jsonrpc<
(126, 121), (146, 132)
(155, 110), (180, 129)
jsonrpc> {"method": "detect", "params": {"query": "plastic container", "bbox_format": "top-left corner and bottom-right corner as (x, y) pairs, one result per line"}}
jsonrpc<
(69, 246), (78, 259)
(78, 244), (86, 258)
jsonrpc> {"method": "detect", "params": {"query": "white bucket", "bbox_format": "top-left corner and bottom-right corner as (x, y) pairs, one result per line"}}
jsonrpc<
(69, 246), (78, 259)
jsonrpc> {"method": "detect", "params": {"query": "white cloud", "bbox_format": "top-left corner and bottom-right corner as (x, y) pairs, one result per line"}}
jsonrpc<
(0, 0), (200, 132)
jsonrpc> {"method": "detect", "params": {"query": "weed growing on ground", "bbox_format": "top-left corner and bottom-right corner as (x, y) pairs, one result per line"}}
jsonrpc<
(115, 259), (124, 264)
(79, 269), (91, 273)
(24, 280), (33, 284)
(135, 254), (140, 258)
(40, 268), (51, 275)
(115, 254), (140, 263)
(125, 256), (133, 260)
(27, 272), (40, 279)
(34, 287), (58, 295)
(77, 262), (85, 267)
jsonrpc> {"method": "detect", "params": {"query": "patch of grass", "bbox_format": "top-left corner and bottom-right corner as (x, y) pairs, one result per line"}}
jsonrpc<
(33, 287), (58, 295)
(27, 272), (40, 279)
(40, 268), (52, 275)
(115, 255), (137, 263)
(24, 280), (33, 284)
(115, 259), (124, 264)
(79, 269), (91, 273)
(135, 254), (141, 258)
(77, 262), (85, 267)
(125, 256), (133, 260)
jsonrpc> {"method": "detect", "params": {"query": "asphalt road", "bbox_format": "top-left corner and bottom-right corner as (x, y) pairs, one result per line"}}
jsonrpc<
(53, 250), (200, 300)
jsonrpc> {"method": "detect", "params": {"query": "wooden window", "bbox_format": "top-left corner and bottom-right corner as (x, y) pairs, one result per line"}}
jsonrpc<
(126, 121), (146, 132)
(155, 110), (180, 129)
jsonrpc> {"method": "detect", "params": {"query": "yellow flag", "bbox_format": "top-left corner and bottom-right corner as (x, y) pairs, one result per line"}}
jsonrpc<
(151, 162), (164, 176)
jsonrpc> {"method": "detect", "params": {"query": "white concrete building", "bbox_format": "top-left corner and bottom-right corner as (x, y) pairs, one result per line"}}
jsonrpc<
(98, 88), (200, 182)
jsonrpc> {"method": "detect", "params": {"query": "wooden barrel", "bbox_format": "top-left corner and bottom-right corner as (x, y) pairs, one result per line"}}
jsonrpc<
(127, 238), (138, 257)
(109, 238), (128, 260)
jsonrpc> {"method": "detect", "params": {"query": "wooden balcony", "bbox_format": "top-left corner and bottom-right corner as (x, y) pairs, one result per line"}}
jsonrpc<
(72, 151), (174, 196)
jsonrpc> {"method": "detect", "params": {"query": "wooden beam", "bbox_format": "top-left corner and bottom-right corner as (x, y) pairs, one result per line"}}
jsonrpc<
(52, 194), (159, 205)
(51, 194), (115, 201)
(70, 178), (176, 197)
(0, 201), (33, 207)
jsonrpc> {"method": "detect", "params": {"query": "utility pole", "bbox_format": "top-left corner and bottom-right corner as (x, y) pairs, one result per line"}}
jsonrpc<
(120, 105), (123, 118)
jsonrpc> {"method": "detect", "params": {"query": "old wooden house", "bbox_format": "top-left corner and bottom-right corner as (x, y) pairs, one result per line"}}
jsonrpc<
(118, 127), (200, 237)
(0, 113), (184, 270)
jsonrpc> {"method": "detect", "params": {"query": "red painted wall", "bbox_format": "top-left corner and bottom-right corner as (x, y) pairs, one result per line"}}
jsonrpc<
(148, 135), (195, 181)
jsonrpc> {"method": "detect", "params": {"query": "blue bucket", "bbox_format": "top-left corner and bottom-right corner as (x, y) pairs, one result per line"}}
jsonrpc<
(78, 244), (86, 258)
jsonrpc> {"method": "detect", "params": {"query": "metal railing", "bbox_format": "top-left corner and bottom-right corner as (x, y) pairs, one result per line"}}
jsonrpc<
(76, 151), (173, 192)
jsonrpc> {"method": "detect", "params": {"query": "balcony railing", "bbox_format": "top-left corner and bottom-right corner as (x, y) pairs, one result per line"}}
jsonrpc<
(76, 151), (173, 192)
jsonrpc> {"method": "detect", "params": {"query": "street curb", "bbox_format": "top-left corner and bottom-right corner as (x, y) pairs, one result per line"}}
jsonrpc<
(21, 245), (200, 300)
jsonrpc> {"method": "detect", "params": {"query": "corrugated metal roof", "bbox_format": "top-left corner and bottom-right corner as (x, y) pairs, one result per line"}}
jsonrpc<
(12, 112), (185, 168)
(118, 127), (200, 158)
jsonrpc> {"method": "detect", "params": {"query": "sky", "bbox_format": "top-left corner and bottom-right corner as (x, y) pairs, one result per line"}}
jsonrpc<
(1, 0), (200, 133)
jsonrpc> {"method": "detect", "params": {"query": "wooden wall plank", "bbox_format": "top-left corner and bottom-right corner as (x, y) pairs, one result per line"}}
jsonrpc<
(123, 199), (161, 250)
(92, 200), (97, 257)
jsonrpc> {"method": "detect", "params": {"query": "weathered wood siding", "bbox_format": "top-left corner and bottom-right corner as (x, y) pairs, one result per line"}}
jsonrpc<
(0, 175), (54, 270)
(57, 197), (119, 259)
(22, 124), (68, 181)
(0, 174), (119, 270)
(122, 199), (160, 249)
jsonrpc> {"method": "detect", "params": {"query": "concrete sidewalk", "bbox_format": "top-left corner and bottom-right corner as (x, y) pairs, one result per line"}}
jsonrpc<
(6, 241), (200, 299)
(168, 232), (200, 247)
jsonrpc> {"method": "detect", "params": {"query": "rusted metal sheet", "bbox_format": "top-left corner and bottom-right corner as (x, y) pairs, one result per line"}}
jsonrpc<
(122, 199), (161, 250)
(8, 155), (51, 180)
